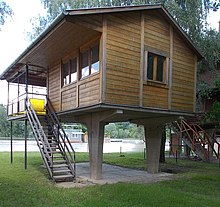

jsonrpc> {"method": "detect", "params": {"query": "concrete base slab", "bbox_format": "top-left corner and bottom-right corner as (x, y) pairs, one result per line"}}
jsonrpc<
(56, 163), (173, 188)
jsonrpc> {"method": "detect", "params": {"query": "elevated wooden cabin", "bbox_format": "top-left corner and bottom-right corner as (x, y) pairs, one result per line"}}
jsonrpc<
(0, 4), (202, 180)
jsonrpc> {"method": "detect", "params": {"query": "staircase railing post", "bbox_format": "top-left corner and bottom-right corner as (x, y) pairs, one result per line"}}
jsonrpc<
(24, 119), (28, 169)
(10, 121), (13, 164)
(24, 64), (29, 170)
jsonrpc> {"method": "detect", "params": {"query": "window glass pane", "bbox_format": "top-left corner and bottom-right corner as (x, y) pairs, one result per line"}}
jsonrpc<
(63, 62), (69, 86)
(147, 53), (154, 80)
(157, 55), (164, 82)
(91, 44), (99, 74)
(70, 57), (77, 83)
(81, 50), (89, 78)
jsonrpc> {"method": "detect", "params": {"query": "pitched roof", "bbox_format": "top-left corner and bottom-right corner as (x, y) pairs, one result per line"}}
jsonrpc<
(0, 4), (203, 84)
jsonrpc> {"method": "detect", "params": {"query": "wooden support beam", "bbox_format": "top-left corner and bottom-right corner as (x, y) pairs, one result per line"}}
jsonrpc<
(139, 11), (145, 107)
(10, 121), (13, 164)
(168, 25), (173, 110)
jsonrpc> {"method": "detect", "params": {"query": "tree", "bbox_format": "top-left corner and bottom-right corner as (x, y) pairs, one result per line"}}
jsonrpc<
(0, 104), (10, 137)
(204, 0), (220, 11)
(105, 122), (144, 139)
(0, 1), (12, 27)
(202, 101), (220, 126)
(0, 104), (33, 138)
(159, 126), (166, 163)
(198, 29), (220, 73)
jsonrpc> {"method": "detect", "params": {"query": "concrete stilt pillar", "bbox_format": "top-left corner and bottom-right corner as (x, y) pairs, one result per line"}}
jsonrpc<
(87, 119), (105, 180)
(144, 125), (163, 173)
(72, 110), (120, 180)
(132, 116), (178, 173)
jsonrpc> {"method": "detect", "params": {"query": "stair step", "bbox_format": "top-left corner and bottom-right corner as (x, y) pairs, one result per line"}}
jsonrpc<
(53, 169), (71, 174)
(53, 155), (64, 159)
(52, 164), (68, 168)
(53, 174), (74, 181)
(50, 145), (59, 149)
(52, 151), (62, 154)
(50, 144), (59, 148)
(53, 160), (66, 164)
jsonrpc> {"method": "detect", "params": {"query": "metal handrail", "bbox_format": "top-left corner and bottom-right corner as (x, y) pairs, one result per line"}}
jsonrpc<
(26, 99), (53, 179)
(176, 119), (220, 160)
(195, 124), (220, 159)
(176, 120), (209, 160)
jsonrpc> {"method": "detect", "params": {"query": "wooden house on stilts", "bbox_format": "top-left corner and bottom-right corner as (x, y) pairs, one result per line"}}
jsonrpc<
(0, 4), (203, 182)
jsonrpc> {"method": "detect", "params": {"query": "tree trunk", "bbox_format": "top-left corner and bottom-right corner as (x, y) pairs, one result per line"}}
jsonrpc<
(159, 126), (166, 163)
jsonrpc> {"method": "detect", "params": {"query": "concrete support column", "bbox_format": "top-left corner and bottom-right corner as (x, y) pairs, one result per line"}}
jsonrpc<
(133, 116), (178, 174)
(74, 111), (117, 180)
(87, 119), (105, 180)
(144, 125), (163, 173)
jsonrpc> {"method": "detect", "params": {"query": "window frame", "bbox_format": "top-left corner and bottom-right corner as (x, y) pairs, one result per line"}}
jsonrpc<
(80, 41), (100, 80)
(61, 38), (100, 88)
(144, 47), (169, 85)
(62, 55), (78, 87)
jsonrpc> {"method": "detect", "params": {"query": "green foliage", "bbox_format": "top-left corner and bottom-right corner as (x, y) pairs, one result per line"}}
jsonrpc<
(197, 77), (220, 101)
(0, 104), (33, 138)
(204, 0), (220, 11)
(0, 1), (13, 26)
(198, 30), (220, 73)
(202, 101), (220, 126)
(164, 0), (205, 44)
(105, 122), (144, 139)
(0, 104), (10, 137)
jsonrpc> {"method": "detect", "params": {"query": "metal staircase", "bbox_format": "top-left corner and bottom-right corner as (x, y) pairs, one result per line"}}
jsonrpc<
(174, 119), (220, 162)
(26, 98), (76, 182)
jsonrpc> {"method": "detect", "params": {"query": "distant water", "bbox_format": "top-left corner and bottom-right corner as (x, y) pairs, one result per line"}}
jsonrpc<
(0, 139), (148, 153)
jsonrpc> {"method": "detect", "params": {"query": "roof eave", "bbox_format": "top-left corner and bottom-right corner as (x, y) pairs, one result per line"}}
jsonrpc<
(66, 3), (163, 15)
(0, 12), (66, 81)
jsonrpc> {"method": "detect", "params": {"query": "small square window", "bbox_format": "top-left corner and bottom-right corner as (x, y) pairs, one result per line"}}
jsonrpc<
(145, 52), (166, 83)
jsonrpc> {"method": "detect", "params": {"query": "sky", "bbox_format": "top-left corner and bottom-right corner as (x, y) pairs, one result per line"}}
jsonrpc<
(0, 0), (220, 105)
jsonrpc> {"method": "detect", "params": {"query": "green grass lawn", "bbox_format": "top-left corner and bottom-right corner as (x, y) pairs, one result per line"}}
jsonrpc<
(0, 152), (220, 207)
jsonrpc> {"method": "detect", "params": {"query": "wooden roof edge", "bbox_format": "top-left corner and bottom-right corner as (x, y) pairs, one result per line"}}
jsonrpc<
(65, 3), (163, 15)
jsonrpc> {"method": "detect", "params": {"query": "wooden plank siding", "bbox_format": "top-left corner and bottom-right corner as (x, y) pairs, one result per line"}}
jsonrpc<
(105, 12), (141, 106)
(48, 64), (61, 111)
(61, 83), (77, 110)
(143, 85), (169, 109)
(69, 14), (103, 32)
(143, 12), (170, 109)
(171, 32), (195, 111)
(144, 12), (170, 52)
(79, 74), (100, 107)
